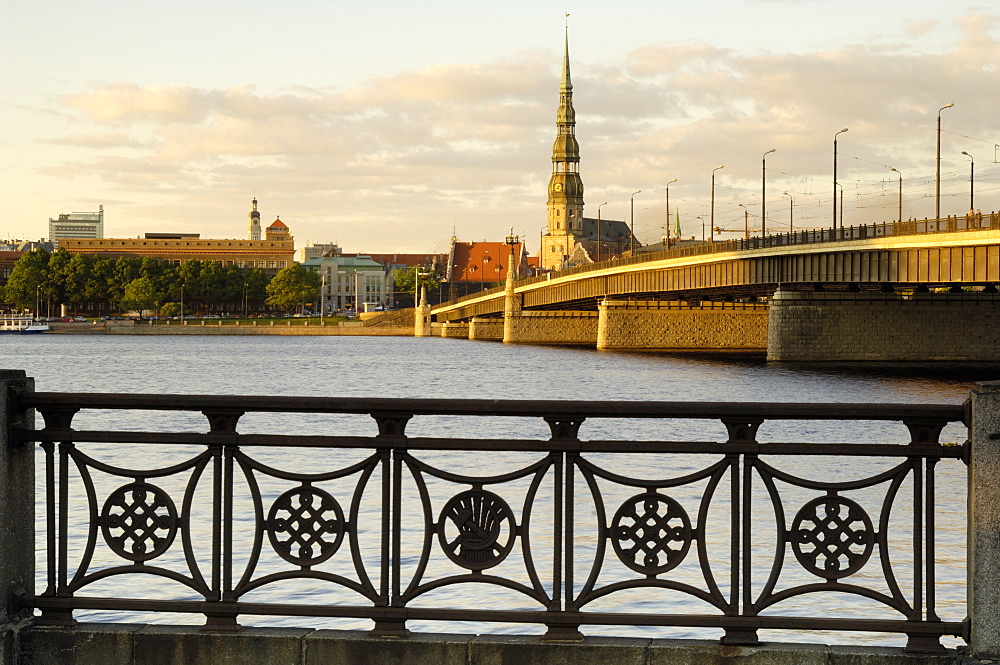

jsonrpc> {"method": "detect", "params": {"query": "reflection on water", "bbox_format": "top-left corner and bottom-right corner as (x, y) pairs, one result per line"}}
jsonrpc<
(2, 335), (986, 647)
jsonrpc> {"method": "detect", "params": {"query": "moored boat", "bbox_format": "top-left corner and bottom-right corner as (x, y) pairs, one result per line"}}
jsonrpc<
(0, 313), (50, 334)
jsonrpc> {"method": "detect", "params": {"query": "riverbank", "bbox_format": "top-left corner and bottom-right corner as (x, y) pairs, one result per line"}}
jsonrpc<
(47, 322), (414, 336)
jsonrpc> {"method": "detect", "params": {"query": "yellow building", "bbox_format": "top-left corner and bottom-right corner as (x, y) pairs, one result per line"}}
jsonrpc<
(61, 216), (295, 273)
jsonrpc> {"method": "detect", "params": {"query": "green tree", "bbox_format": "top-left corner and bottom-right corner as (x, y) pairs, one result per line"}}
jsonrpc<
(393, 265), (440, 297)
(121, 277), (160, 314)
(2, 248), (50, 310)
(265, 264), (320, 312)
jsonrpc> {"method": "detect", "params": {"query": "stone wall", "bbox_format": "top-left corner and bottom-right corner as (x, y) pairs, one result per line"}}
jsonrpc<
(597, 301), (768, 351)
(503, 311), (599, 345)
(469, 317), (503, 341)
(767, 290), (1000, 361)
(437, 322), (471, 338)
(12, 625), (965, 665)
(360, 308), (415, 328)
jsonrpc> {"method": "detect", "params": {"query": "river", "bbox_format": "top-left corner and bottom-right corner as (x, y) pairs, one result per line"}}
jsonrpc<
(2, 334), (990, 646)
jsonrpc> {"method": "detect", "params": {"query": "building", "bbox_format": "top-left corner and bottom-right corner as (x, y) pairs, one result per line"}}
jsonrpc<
(300, 242), (343, 263)
(59, 202), (295, 275)
(447, 238), (529, 298)
(48, 206), (104, 246)
(0, 251), (22, 296)
(248, 198), (261, 240)
(539, 31), (634, 270)
(303, 254), (389, 312)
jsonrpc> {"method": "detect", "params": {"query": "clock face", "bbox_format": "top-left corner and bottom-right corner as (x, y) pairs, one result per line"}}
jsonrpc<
(554, 183), (563, 192)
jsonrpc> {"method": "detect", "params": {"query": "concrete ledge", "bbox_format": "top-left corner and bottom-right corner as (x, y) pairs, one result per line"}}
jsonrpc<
(12, 624), (970, 665)
(18, 623), (143, 665)
(305, 630), (474, 664)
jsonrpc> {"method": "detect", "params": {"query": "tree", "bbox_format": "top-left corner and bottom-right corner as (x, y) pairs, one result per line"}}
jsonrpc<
(121, 277), (160, 314)
(265, 264), (320, 312)
(393, 265), (440, 297)
(1, 248), (50, 311)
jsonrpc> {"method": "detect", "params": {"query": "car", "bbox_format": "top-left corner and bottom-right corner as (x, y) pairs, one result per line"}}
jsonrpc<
(202, 314), (221, 319)
(73, 316), (87, 322)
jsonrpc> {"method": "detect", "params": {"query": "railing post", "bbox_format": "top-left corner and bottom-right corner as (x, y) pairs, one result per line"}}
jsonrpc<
(1, 370), (34, 658)
(969, 381), (1000, 661)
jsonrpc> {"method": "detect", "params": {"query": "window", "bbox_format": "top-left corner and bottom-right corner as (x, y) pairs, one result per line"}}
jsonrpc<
(238, 261), (245, 268)
(269, 261), (276, 269)
(279, 261), (286, 268)
(248, 261), (255, 269)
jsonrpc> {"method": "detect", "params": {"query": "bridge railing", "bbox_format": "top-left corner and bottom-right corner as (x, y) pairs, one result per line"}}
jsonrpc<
(5, 382), (991, 653)
(439, 211), (1000, 310)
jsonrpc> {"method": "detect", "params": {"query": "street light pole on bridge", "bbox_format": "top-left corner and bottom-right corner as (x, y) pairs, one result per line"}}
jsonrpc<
(936, 103), (954, 221)
(665, 179), (677, 250)
(890, 168), (903, 224)
(710, 165), (724, 244)
(761, 149), (775, 238)
(962, 151), (975, 212)
(833, 128), (848, 232)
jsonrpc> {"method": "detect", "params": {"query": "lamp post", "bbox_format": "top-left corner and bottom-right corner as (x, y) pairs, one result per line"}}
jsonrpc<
(889, 168), (902, 223)
(597, 202), (607, 261)
(782, 192), (793, 235)
(835, 182), (844, 231)
(962, 151), (975, 212)
(761, 149), (775, 237)
(936, 103), (954, 220)
(629, 190), (641, 254)
(738, 203), (749, 240)
(833, 128), (848, 232)
(697, 216), (705, 242)
(36, 284), (41, 318)
(665, 179), (677, 250)
(180, 283), (185, 321)
(710, 165), (724, 243)
(243, 282), (249, 318)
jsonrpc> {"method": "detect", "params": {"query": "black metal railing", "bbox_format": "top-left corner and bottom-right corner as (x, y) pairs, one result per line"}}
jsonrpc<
(13, 392), (967, 652)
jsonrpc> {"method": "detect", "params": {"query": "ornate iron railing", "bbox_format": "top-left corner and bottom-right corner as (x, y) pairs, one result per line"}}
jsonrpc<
(14, 392), (967, 652)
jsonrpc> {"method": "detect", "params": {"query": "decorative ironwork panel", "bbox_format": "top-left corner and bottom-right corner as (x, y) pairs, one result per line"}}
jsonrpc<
(611, 491), (692, 576)
(265, 485), (346, 567)
(100, 481), (179, 562)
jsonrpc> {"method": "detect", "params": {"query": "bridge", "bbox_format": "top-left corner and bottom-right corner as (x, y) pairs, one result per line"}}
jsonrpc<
(420, 213), (1000, 361)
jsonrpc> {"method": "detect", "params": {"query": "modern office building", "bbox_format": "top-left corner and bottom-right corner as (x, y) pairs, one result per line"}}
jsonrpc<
(48, 206), (104, 246)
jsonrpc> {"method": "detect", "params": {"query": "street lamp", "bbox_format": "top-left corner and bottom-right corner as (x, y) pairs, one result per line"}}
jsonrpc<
(936, 103), (954, 220)
(833, 128), (848, 232)
(962, 151), (975, 213)
(243, 282), (249, 318)
(782, 192), (794, 235)
(762, 149), (775, 237)
(738, 203), (749, 240)
(597, 202), (607, 261)
(697, 215), (706, 242)
(36, 284), (41, 318)
(665, 179), (677, 250)
(629, 190), (641, 254)
(710, 166), (724, 243)
(180, 282), (185, 321)
(889, 168), (903, 223)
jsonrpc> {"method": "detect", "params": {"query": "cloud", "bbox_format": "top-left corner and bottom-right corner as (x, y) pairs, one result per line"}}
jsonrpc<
(39, 12), (1000, 249)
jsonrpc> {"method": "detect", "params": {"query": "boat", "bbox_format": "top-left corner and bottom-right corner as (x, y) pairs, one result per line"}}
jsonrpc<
(0, 313), (50, 334)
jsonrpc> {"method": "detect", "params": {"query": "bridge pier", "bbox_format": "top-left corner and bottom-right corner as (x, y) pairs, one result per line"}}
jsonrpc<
(597, 299), (768, 352)
(766, 288), (1000, 361)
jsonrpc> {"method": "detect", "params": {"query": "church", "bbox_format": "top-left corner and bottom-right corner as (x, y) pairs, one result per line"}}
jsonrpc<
(539, 30), (635, 271)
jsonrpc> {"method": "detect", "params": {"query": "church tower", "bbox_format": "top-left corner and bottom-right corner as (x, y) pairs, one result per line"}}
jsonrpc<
(248, 196), (262, 241)
(542, 27), (585, 271)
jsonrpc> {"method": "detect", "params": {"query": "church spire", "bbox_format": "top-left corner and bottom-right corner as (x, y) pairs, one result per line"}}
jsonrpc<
(544, 20), (584, 269)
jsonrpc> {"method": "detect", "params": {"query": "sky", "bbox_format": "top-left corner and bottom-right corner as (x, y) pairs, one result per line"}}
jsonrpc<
(3, 0), (999, 254)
